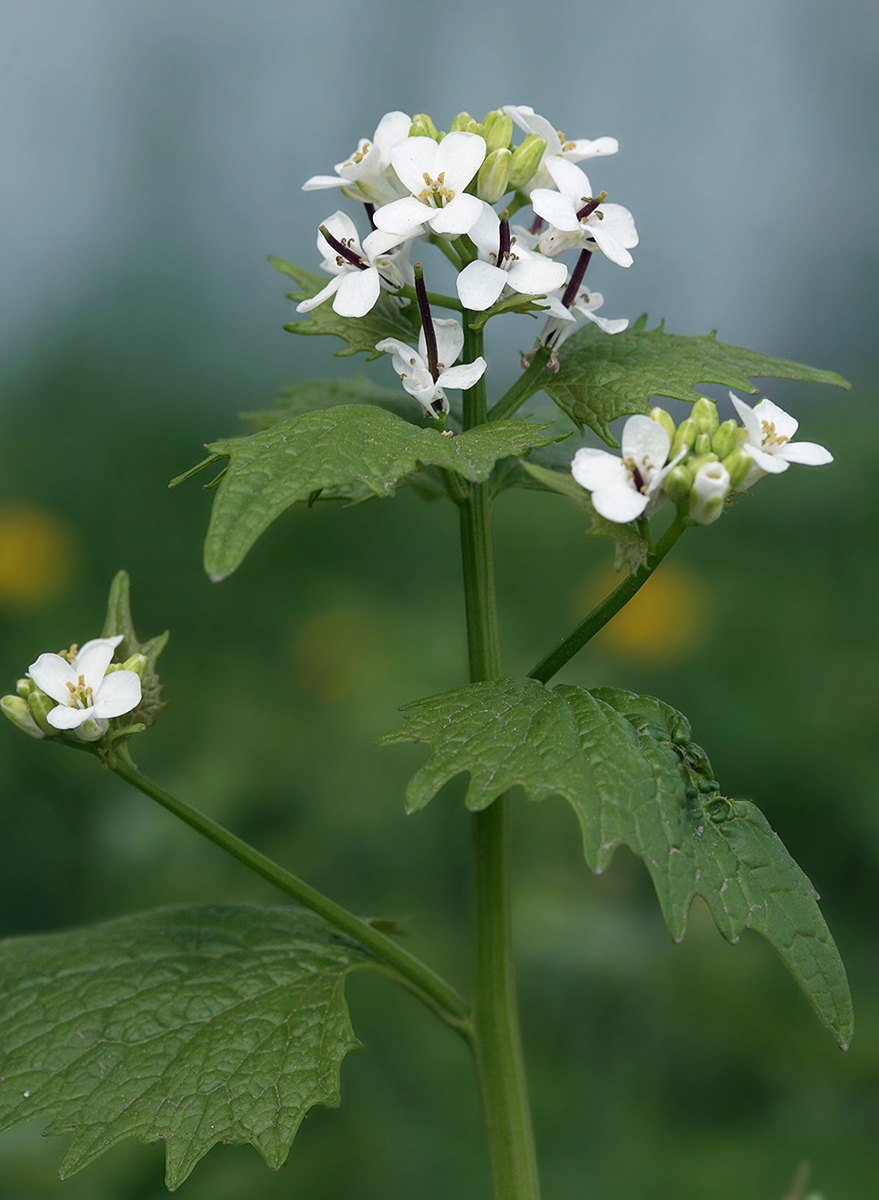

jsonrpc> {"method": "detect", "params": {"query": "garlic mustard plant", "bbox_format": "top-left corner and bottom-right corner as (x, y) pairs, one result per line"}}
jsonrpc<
(0, 103), (852, 1200)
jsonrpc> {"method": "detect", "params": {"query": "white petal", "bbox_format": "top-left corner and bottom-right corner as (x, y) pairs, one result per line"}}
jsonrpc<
(296, 276), (342, 313)
(430, 319), (465, 369)
(592, 483), (649, 523)
(752, 397), (799, 440)
(729, 393), (764, 445)
(373, 196), (432, 235)
(363, 229), (408, 259)
(28, 653), (77, 706)
(467, 204), (501, 258)
(372, 111), (413, 157)
(333, 268), (381, 317)
(434, 131), (486, 190)
(776, 441), (833, 466)
(93, 670), (142, 718)
(595, 204), (639, 249)
(47, 703), (91, 730)
(428, 192), (484, 236)
(76, 639), (120, 691)
(390, 137), (441, 193)
(438, 358), (487, 390)
(376, 336), (418, 363)
(744, 444), (789, 474)
(580, 309), (629, 335)
(302, 175), (346, 192)
(505, 254), (567, 296)
(544, 157), (592, 203)
(564, 136), (619, 160)
(621, 415), (671, 467)
(456, 261), (506, 310)
(571, 447), (628, 492)
(589, 222), (633, 268)
(531, 188), (580, 232)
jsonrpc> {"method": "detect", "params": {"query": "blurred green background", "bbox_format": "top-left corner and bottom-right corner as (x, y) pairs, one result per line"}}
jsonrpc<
(1, 2), (878, 1197)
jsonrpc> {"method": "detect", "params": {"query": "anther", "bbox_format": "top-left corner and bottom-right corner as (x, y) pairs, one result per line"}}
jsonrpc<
(576, 191), (608, 223)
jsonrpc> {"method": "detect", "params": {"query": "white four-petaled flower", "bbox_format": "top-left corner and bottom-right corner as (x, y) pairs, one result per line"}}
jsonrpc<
(374, 133), (487, 238)
(729, 392), (833, 489)
(28, 635), (141, 742)
(455, 206), (568, 311)
(296, 212), (408, 318)
(376, 319), (487, 418)
(302, 111), (413, 206)
(502, 104), (619, 195)
(571, 415), (682, 523)
(531, 158), (638, 267)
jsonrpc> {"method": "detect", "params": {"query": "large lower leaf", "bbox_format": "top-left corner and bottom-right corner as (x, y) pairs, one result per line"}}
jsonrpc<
(545, 316), (850, 443)
(0, 905), (372, 1189)
(193, 405), (555, 580)
(381, 678), (853, 1047)
(271, 257), (420, 359)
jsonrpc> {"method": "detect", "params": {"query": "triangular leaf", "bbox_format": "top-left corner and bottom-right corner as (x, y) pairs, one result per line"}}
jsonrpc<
(194, 406), (556, 580)
(0, 905), (372, 1189)
(381, 678), (852, 1046)
(270, 257), (420, 360)
(545, 316), (850, 444)
(100, 570), (169, 735)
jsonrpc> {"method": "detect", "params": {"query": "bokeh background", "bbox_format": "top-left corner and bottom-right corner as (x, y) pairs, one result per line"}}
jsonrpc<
(1, 1), (878, 1197)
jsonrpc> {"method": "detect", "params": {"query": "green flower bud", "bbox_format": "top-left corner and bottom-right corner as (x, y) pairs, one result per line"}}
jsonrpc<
(112, 652), (148, 680)
(410, 114), (440, 141)
(671, 417), (699, 459)
(722, 448), (752, 490)
(509, 134), (546, 190)
(2, 694), (45, 739)
(649, 407), (676, 442)
(686, 451), (719, 475)
(27, 689), (59, 736)
(450, 112), (475, 133)
(694, 432), (712, 457)
(712, 418), (738, 460)
(688, 461), (730, 526)
(691, 396), (719, 437)
(476, 148), (512, 203)
(482, 110), (513, 153)
(16, 676), (35, 698)
(663, 463), (694, 507)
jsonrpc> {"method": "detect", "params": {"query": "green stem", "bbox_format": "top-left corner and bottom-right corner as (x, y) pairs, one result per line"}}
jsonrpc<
(460, 320), (542, 1200)
(488, 348), (551, 423)
(428, 232), (466, 270)
(108, 749), (472, 1038)
(397, 283), (463, 312)
(529, 514), (687, 684)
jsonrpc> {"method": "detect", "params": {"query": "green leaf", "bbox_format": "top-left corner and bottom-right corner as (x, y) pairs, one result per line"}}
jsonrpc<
(0, 904), (372, 1190)
(381, 679), (853, 1046)
(546, 316), (851, 444)
(100, 570), (169, 737)
(242, 376), (422, 427)
(196, 406), (555, 580)
(270, 257), (420, 360)
(520, 461), (649, 573)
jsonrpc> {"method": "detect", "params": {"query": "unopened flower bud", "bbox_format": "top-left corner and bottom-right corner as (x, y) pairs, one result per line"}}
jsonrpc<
(16, 676), (35, 698)
(450, 112), (475, 133)
(115, 652), (148, 680)
(2, 694), (45, 739)
(477, 148), (512, 203)
(694, 432), (712, 457)
(722, 448), (753, 490)
(509, 134), (547, 190)
(27, 689), (59, 736)
(671, 417), (698, 459)
(712, 419), (738, 460)
(663, 463), (694, 507)
(691, 397), (719, 437)
(410, 114), (440, 141)
(689, 461), (730, 525)
(482, 110), (513, 153)
(650, 407), (676, 442)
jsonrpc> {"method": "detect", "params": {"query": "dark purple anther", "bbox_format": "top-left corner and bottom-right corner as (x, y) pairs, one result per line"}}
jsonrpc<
(319, 225), (367, 270)
(414, 264), (440, 381)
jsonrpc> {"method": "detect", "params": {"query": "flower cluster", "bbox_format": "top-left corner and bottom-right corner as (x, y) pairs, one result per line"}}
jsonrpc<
(2, 635), (144, 743)
(572, 392), (833, 526)
(300, 106), (635, 417)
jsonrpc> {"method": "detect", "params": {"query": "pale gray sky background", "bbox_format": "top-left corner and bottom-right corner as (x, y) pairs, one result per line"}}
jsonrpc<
(1, 0), (876, 406)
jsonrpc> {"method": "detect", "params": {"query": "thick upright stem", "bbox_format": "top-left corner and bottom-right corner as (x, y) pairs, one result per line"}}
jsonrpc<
(460, 321), (542, 1200)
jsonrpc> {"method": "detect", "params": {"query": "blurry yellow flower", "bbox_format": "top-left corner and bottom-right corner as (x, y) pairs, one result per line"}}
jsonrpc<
(577, 561), (710, 662)
(0, 503), (75, 607)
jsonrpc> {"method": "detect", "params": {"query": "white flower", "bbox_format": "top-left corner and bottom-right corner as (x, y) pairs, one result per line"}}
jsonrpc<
(689, 461), (730, 525)
(302, 111), (412, 206)
(728, 392), (833, 489)
(373, 132), (487, 238)
(531, 158), (638, 267)
(455, 205), (567, 311)
(503, 104), (618, 195)
(376, 319), (487, 418)
(28, 635), (141, 742)
(296, 212), (408, 318)
(571, 415), (682, 523)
